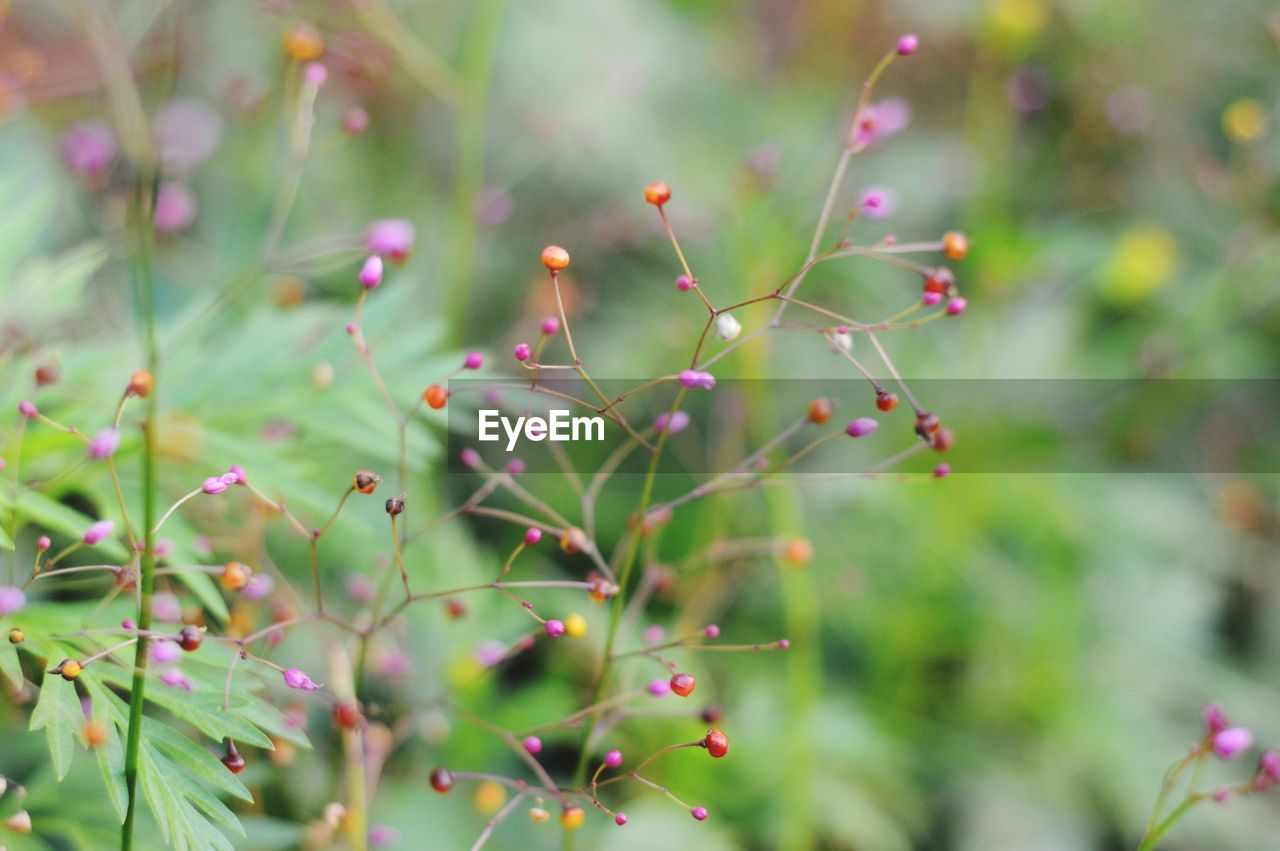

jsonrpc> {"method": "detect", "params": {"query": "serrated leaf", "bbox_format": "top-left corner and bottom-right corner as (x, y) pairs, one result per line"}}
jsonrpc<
(145, 717), (253, 801)
(140, 749), (238, 851)
(29, 672), (82, 780)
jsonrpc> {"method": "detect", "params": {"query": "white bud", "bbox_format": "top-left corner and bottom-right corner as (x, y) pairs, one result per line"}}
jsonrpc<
(6, 809), (32, 834)
(831, 330), (853, 353)
(713, 314), (742, 341)
(323, 802), (347, 828)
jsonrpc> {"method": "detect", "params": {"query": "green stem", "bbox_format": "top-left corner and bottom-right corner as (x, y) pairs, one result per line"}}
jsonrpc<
(122, 174), (159, 850)
(1137, 795), (1200, 851)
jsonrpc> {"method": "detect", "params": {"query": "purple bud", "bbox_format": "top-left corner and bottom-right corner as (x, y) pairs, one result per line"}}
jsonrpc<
(506, 458), (525, 475)
(343, 107), (370, 135)
(151, 641), (182, 665)
(524, 528), (542, 545)
(88, 429), (122, 460)
(514, 343), (532, 362)
(1203, 703), (1228, 734)
(676, 275), (695, 292)
(523, 735), (542, 754)
(464, 352), (484, 370)
(0, 586), (26, 616)
(540, 316), (561, 336)
(922, 291), (942, 306)
(359, 255), (384, 289)
(678, 370), (716, 390)
(604, 749), (623, 768)
(655, 410), (691, 435)
(1212, 727), (1253, 759)
(845, 417), (879, 438)
(896, 34), (918, 56)
(647, 678), (671, 697)
(225, 465), (247, 485)
(460, 448), (482, 469)
(202, 476), (229, 495)
(303, 62), (328, 87)
(778, 638), (791, 649)
(691, 806), (708, 821)
(946, 297), (968, 316)
(704, 624), (720, 638)
(37, 535), (51, 551)
(544, 619), (565, 638)
(365, 219), (416, 263)
(615, 813), (628, 826)
(83, 520), (115, 545)
(283, 667), (319, 691)
(933, 463), (951, 479)
(159, 668), (193, 691)
(61, 121), (117, 182)
(152, 592), (182, 623)
(154, 182), (197, 233)
(18, 400), (37, 419)
(242, 574), (275, 601)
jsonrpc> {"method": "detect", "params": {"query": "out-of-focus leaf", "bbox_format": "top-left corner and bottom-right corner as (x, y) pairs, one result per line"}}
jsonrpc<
(28, 672), (82, 780)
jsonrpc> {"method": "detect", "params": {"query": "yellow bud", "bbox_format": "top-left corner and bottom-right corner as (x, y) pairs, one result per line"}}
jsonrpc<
(1223, 98), (1267, 143)
(560, 806), (585, 830)
(472, 780), (507, 815)
(564, 613), (587, 638)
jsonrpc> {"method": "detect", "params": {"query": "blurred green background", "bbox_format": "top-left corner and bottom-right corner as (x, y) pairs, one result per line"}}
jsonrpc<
(2, 0), (1279, 848)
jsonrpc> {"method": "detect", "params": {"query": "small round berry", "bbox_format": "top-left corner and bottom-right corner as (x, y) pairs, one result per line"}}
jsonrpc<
(896, 34), (919, 56)
(178, 625), (202, 652)
(807, 397), (833, 425)
(429, 767), (454, 793)
(524, 527), (542, 545)
(385, 494), (406, 516)
(282, 22), (324, 61)
(541, 245), (570, 272)
(354, 470), (381, 494)
(18, 400), (37, 419)
(704, 729), (729, 758)
(942, 231), (969, 260)
(691, 806), (708, 821)
(670, 672), (696, 697)
(221, 741), (246, 773)
(676, 274), (695, 292)
(9, 628), (25, 644)
(544, 619), (566, 638)
(564, 613), (587, 638)
(56, 659), (83, 681)
(35, 364), (59, 386)
(444, 598), (467, 619)
(333, 701), (362, 730)
(875, 390), (899, 412)
(423, 384), (448, 409)
(529, 807), (550, 823)
(587, 572), (615, 602)
(946, 297), (968, 316)
(220, 561), (252, 591)
(933, 463), (951, 479)
(615, 813), (628, 826)
(932, 426), (954, 452)
(514, 343), (532, 362)
(781, 538), (813, 567)
(37, 536), (51, 551)
(523, 735), (543, 754)
(464, 351), (484, 370)
(643, 181), (671, 206)
(846, 417), (879, 438)
(560, 807), (585, 830)
(915, 412), (940, 437)
(128, 369), (154, 398)
(923, 267), (955, 295)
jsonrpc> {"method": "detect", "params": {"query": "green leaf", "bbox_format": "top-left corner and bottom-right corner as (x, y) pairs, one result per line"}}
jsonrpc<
(0, 641), (21, 687)
(144, 717), (253, 801)
(95, 708), (130, 823)
(0, 522), (12, 550)
(173, 569), (230, 624)
(14, 491), (129, 560)
(29, 672), (82, 780)
(140, 748), (238, 851)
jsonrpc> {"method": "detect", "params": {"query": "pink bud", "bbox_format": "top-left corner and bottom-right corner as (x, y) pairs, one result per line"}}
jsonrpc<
(243, 575), (275, 601)
(604, 749), (623, 767)
(460, 448), (482, 469)
(0, 586), (26, 616)
(37, 536), (51, 551)
(87, 429), (121, 460)
(83, 520), (115, 545)
(845, 417), (879, 437)
(18, 400), (37, 419)
(464, 352), (484, 370)
(691, 806), (708, 821)
(778, 638), (790, 649)
(283, 667), (319, 691)
(506, 458), (526, 475)
(1212, 727), (1253, 759)
(343, 106), (369, 135)
(858, 187), (898, 220)
(303, 62), (328, 87)
(514, 343), (532, 362)
(159, 668), (193, 691)
(154, 182), (197, 233)
(676, 275), (695, 292)
(933, 463), (951, 479)
(1203, 703), (1228, 735)
(643, 625), (665, 645)
(359, 255), (384, 289)
(524, 528), (542, 545)
(151, 642), (181, 665)
(678, 370), (715, 390)
(202, 476), (229, 495)
(896, 34), (918, 56)
(225, 465), (247, 485)
(544, 619), (565, 638)
(704, 624), (720, 638)
(647, 678), (670, 697)
(946, 297), (968, 316)
(615, 813), (628, 826)
(540, 316), (561, 336)
(922, 291), (942, 306)
(365, 219), (416, 264)
(655, 410), (690, 434)
(523, 736), (542, 754)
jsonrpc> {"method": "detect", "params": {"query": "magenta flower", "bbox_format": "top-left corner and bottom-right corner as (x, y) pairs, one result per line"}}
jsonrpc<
(933, 463), (951, 479)
(540, 316), (561, 336)
(154, 182), (197, 233)
(922, 291), (942, 306)
(859, 186), (899, 220)
(1256, 751), (1280, 790)
(846, 417), (879, 438)
(704, 624), (720, 638)
(159, 668), (193, 691)
(678, 370), (716, 390)
(283, 667), (319, 691)
(523, 736), (542, 754)
(655, 410), (691, 435)
(946, 297), (968, 316)
(853, 98), (912, 148)
(88, 428), (121, 460)
(514, 343), (532, 362)
(151, 641), (182, 665)
(691, 806), (708, 821)
(0, 585), (26, 616)
(202, 476), (229, 495)
(524, 528), (542, 545)
(152, 98), (224, 174)
(544, 619), (566, 638)
(83, 520), (115, 545)
(365, 219), (416, 264)
(896, 34), (919, 56)
(359, 255), (384, 289)
(1212, 727), (1253, 759)
(464, 352), (484, 370)
(18, 400), (37, 419)
(604, 749), (623, 767)
(224, 465), (247, 486)
(61, 121), (117, 183)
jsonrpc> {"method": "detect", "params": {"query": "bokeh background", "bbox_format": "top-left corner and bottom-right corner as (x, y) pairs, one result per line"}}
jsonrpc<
(2, 0), (1280, 848)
